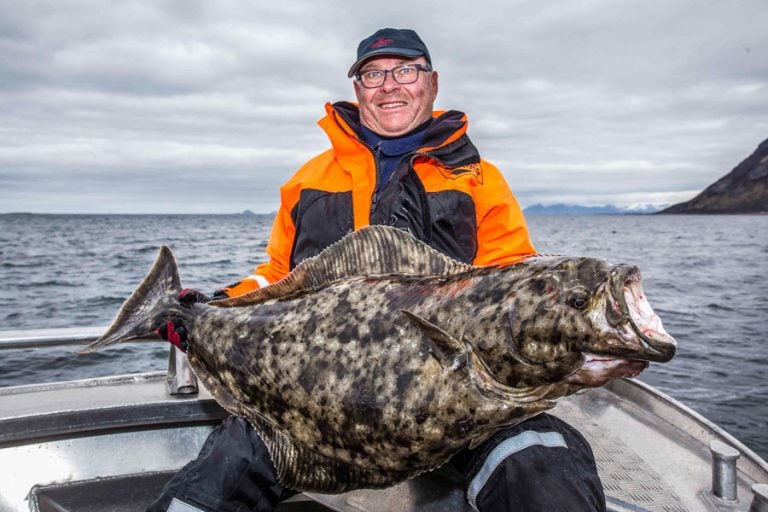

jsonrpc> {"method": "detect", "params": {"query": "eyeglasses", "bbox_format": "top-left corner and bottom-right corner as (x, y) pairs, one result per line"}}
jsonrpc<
(355, 64), (433, 89)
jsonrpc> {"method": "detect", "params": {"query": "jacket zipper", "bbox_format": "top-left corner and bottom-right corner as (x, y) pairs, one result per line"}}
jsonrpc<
(370, 142), (383, 216)
(373, 135), (469, 218)
(329, 109), (384, 213)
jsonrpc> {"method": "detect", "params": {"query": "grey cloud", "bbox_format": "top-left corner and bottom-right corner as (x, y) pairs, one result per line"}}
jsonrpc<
(0, 0), (766, 213)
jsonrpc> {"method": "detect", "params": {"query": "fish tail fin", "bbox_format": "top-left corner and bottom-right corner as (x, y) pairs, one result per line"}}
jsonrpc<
(81, 246), (182, 353)
(401, 310), (557, 406)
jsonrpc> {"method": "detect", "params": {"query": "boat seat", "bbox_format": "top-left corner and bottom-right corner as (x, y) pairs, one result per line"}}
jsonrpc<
(29, 471), (334, 512)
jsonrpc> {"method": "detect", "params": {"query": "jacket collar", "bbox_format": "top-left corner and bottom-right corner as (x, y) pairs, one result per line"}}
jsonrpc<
(319, 101), (480, 169)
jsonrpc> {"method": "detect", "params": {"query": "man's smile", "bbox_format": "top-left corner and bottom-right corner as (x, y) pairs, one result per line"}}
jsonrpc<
(379, 101), (408, 109)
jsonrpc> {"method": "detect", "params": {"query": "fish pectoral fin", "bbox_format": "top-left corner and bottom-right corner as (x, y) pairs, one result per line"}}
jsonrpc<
(401, 310), (466, 369)
(401, 310), (555, 408)
(467, 348), (557, 405)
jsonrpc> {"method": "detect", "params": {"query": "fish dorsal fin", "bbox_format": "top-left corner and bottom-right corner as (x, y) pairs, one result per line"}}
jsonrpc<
(211, 225), (473, 307)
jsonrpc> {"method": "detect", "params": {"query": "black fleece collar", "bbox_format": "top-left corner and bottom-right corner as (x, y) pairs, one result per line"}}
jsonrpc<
(332, 101), (473, 155)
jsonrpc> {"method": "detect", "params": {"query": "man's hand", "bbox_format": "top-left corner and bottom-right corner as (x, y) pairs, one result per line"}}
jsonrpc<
(156, 319), (189, 352)
(178, 288), (211, 306)
(211, 289), (229, 300)
(155, 288), (211, 351)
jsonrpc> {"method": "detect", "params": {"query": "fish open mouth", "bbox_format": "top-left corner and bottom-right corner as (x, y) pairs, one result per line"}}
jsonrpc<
(622, 269), (676, 362)
(566, 354), (649, 387)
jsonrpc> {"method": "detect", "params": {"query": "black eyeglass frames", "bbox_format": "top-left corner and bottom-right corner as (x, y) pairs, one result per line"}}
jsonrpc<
(355, 64), (433, 88)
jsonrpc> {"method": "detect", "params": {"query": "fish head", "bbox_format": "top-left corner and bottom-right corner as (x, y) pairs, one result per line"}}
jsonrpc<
(595, 263), (677, 361)
(503, 257), (676, 387)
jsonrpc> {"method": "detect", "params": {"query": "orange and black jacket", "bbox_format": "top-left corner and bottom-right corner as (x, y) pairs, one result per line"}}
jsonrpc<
(222, 101), (536, 297)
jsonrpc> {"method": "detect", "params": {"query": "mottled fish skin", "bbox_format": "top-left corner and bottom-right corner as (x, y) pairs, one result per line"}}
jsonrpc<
(84, 225), (676, 493)
(187, 295), (555, 488)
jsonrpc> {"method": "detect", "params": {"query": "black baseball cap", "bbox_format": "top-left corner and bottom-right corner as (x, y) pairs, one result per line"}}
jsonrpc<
(347, 28), (432, 78)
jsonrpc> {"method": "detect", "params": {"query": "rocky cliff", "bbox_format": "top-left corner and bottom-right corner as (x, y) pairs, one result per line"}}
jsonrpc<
(661, 138), (768, 214)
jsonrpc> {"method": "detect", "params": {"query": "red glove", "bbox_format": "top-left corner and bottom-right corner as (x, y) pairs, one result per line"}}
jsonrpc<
(155, 289), (210, 351)
(156, 319), (188, 352)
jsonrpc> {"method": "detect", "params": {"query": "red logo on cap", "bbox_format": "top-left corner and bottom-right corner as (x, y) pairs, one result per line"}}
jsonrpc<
(370, 37), (394, 49)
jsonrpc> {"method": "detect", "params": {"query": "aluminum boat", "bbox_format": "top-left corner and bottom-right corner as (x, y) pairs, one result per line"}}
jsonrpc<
(1, 327), (766, 512)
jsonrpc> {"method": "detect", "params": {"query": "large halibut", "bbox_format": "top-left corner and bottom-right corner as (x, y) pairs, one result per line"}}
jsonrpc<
(84, 225), (675, 492)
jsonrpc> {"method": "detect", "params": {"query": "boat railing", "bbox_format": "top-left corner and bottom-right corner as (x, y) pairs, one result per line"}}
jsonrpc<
(0, 326), (198, 395)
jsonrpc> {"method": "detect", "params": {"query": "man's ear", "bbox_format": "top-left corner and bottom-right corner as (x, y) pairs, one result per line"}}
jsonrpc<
(431, 70), (439, 97)
(353, 79), (363, 101)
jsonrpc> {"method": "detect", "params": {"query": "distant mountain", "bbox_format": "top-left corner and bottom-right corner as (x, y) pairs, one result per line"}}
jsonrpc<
(524, 203), (659, 216)
(661, 138), (768, 214)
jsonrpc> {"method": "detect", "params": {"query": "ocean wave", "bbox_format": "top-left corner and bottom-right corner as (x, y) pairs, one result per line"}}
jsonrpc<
(16, 280), (86, 288)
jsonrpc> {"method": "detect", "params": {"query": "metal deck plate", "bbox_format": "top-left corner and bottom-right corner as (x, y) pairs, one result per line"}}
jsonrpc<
(552, 380), (766, 512)
(558, 398), (688, 511)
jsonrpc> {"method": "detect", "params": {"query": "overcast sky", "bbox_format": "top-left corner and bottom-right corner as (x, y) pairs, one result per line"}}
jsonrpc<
(1, 0), (766, 214)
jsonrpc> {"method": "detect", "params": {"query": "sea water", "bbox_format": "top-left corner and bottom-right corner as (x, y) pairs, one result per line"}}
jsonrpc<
(0, 213), (766, 460)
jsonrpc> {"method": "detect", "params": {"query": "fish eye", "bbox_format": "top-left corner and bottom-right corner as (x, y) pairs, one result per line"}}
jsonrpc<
(567, 289), (590, 309)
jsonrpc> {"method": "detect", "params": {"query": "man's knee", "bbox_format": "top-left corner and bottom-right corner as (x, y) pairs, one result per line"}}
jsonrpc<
(465, 414), (606, 512)
(147, 416), (295, 512)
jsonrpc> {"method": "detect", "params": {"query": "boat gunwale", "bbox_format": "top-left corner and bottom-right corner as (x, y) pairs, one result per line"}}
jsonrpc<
(606, 378), (768, 482)
(0, 371), (226, 447)
(1, 327), (766, 485)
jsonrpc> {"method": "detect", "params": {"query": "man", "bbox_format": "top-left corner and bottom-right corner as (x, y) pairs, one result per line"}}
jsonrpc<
(151, 28), (606, 512)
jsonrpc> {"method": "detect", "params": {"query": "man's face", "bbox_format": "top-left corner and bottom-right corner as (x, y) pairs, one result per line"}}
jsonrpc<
(354, 56), (438, 137)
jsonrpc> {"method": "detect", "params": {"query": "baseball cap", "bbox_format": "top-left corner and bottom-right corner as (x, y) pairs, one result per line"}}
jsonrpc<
(347, 28), (432, 78)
